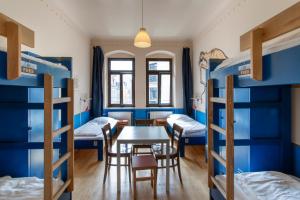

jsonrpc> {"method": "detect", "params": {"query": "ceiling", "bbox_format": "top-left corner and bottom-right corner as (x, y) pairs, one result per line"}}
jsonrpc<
(49, 0), (233, 41)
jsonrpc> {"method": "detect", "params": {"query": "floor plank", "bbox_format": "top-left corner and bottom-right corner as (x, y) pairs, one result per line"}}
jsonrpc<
(73, 145), (208, 200)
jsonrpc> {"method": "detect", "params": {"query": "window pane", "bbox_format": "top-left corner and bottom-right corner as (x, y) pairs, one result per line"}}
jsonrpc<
(160, 74), (171, 104)
(122, 74), (133, 105)
(110, 60), (133, 71)
(110, 74), (120, 104)
(148, 75), (158, 104)
(148, 61), (170, 71)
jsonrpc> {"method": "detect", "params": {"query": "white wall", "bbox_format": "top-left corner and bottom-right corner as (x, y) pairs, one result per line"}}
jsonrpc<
(192, 0), (300, 142)
(92, 39), (192, 108)
(0, 0), (91, 114)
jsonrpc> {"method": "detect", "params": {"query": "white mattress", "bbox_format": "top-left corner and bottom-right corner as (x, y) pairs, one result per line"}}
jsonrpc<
(215, 28), (300, 70)
(74, 117), (118, 139)
(215, 171), (300, 200)
(167, 114), (206, 137)
(0, 176), (63, 200)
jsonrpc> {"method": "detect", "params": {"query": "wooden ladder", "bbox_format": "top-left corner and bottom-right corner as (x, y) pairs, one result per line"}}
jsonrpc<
(208, 75), (234, 200)
(44, 74), (74, 200)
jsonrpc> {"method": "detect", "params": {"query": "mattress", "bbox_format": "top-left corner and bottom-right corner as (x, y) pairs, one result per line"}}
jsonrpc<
(167, 114), (206, 137)
(215, 28), (300, 71)
(74, 117), (118, 139)
(0, 176), (63, 200)
(215, 171), (300, 200)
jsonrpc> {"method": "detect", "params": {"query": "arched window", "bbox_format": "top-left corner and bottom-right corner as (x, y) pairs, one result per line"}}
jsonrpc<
(106, 51), (135, 107)
(146, 58), (172, 107)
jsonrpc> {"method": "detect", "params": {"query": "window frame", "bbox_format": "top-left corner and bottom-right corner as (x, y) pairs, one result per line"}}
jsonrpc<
(146, 58), (173, 107)
(108, 57), (135, 107)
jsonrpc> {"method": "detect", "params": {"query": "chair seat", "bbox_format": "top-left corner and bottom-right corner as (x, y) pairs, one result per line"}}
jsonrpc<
(108, 143), (132, 156)
(132, 155), (157, 170)
(152, 144), (177, 158)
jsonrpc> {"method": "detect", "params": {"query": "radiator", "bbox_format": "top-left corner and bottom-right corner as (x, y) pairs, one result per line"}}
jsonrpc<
(149, 111), (173, 119)
(108, 112), (132, 125)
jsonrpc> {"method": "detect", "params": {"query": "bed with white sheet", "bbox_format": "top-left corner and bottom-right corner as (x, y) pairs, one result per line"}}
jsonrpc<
(214, 171), (300, 200)
(166, 114), (206, 157)
(0, 176), (63, 200)
(74, 117), (118, 161)
(167, 114), (206, 137)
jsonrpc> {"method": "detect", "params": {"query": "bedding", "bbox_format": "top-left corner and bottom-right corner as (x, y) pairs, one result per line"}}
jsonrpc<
(215, 28), (300, 71)
(74, 117), (118, 138)
(215, 171), (300, 200)
(167, 114), (206, 137)
(0, 176), (63, 200)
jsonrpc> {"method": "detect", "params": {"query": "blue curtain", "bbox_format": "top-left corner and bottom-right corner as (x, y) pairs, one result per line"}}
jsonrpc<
(91, 46), (104, 118)
(182, 48), (193, 116)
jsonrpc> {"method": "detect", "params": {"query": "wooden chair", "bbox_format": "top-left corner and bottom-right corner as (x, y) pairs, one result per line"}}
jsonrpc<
(102, 123), (131, 184)
(131, 155), (157, 199)
(132, 119), (154, 155)
(153, 123), (183, 183)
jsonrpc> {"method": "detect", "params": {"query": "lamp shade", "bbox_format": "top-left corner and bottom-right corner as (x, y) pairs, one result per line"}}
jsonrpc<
(134, 28), (151, 48)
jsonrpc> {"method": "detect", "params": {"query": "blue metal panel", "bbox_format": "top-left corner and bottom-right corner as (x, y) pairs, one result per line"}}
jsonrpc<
(74, 111), (90, 129)
(251, 108), (280, 138)
(294, 144), (300, 177)
(250, 144), (281, 171)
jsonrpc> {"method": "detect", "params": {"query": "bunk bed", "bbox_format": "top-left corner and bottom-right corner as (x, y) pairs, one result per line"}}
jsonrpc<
(0, 13), (74, 200)
(166, 114), (206, 157)
(207, 2), (300, 200)
(74, 116), (118, 161)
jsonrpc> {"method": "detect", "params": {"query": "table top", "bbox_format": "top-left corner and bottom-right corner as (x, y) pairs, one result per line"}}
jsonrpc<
(117, 126), (169, 143)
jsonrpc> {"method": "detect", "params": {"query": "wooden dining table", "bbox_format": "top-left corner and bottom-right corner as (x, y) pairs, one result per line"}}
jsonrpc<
(116, 126), (170, 192)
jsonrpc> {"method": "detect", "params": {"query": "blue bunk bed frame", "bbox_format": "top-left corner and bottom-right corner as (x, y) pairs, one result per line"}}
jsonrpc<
(208, 42), (300, 200)
(0, 50), (73, 200)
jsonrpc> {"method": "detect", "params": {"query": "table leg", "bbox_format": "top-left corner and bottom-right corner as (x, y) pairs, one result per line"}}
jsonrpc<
(117, 141), (121, 192)
(166, 141), (170, 192)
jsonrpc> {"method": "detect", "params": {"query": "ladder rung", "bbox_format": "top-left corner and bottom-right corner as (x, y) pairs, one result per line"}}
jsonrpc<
(53, 179), (71, 200)
(211, 176), (226, 198)
(52, 152), (71, 172)
(211, 150), (226, 167)
(52, 125), (71, 138)
(210, 124), (226, 136)
(210, 97), (226, 104)
(53, 97), (71, 104)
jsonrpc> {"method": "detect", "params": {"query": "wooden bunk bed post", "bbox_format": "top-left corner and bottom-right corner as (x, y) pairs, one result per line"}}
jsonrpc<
(67, 78), (74, 192)
(225, 75), (234, 200)
(44, 74), (54, 200)
(208, 75), (234, 200)
(207, 79), (214, 188)
(6, 22), (21, 80)
(250, 29), (263, 81)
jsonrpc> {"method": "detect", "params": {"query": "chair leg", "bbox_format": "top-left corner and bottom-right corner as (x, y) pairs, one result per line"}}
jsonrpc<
(172, 158), (175, 171)
(103, 156), (109, 184)
(151, 170), (153, 188)
(128, 156), (131, 183)
(154, 168), (157, 198)
(133, 169), (137, 199)
(177, 157), (183, 183)
(108, 157), (112, 171)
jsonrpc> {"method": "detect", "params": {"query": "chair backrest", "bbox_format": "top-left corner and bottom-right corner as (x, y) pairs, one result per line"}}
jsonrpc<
(102, 123), (113, 153)
(135, 119), (154, 126)
(171, 123), (184, 154)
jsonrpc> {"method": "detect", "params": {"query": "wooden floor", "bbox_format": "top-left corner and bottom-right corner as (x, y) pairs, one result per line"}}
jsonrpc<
(73, 145), (209, 200)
